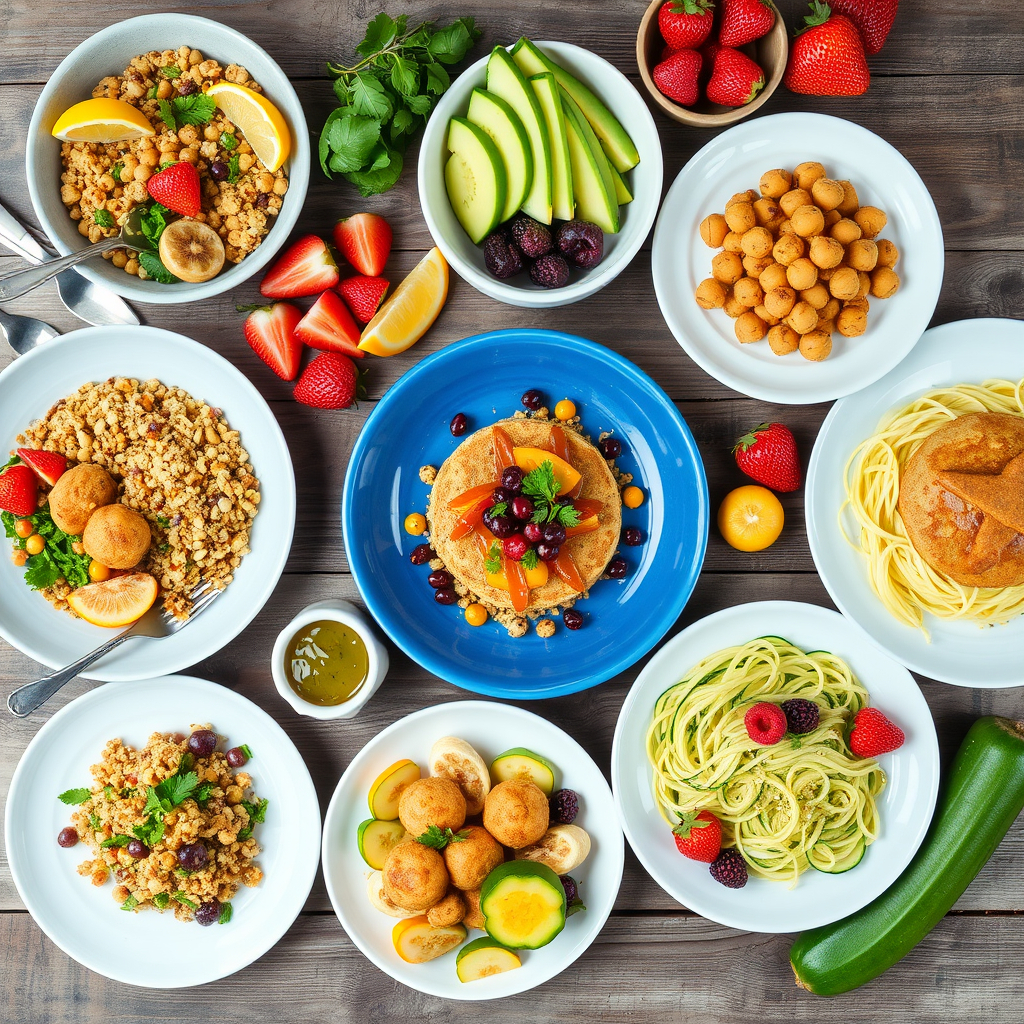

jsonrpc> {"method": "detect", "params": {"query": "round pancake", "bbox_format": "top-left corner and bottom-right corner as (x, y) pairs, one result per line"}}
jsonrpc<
(898, 412), (1024, 587)
(427, 418), (622, 613)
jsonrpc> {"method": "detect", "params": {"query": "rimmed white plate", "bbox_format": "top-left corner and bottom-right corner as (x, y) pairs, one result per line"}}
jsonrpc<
(0, 325), (295, 680)
(5, 674), (321, 987)
(807, 317), (1024, 687)
(611, 601), (939, 933)
(652, 112), (944, 404)
(321, 700), (624, 1000)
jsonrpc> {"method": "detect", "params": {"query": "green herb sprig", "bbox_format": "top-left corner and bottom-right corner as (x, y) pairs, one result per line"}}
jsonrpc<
(157, 93), (216, 132)
(58, 788), (92, 806)
(319, 12), (481, 196)
(415, 825), (469, 850)
(4, 505), (91, 592)
(484, 541), (502, 576)
(93, 209), (115, 228)
(521, 461), (583, 528)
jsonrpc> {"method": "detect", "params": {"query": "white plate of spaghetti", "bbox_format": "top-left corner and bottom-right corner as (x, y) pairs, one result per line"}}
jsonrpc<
(610, 601), (938, 933)
(806, 317), (1024, 687)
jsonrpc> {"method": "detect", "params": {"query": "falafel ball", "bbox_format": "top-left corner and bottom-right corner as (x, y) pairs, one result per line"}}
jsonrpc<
(382, 840), (450, 911)
(483, 780), (550, 849)
(426, 890), (466, 927)
(48, 464), (117, 536)
(82, 504), (152, 568)
(398, 777), (467, 837)
(443, 824), (504, 890)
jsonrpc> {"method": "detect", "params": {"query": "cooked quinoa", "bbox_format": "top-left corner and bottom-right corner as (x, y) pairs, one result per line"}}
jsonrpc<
(63, 726), (264, 922)
(16, 376), (258, 618)
(59, 45), (288, 279)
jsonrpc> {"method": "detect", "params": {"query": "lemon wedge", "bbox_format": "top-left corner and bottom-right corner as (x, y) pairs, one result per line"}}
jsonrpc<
(359, 248), (449, 357)
(51, 98), (155, 143)
(67, 572), (158, 628)
(206, 82), (291, 172)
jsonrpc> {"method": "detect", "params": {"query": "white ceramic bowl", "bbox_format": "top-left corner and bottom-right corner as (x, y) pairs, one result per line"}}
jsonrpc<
(271, 599), (390, 720)
(25, 14), (310, 304)
(418, 41), (662, 308)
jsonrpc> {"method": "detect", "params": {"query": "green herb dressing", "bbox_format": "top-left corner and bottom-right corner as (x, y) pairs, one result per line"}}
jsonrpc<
(285, 619), (369, 706)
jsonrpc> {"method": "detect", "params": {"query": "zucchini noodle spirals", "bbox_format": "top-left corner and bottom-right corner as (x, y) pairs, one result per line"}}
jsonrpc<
(646, 637), (885, 886)
(841, 378), (1024, 634)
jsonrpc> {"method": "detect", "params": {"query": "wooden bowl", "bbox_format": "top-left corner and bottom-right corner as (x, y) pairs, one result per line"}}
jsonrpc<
(636, 0), (788, 127)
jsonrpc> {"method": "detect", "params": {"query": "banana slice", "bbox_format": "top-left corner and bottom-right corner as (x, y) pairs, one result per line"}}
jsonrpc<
(366, 870), (419, 919)
(157, 219), (226, 283)
(514, 824), (591, 875)
(429, 736), (490, 816)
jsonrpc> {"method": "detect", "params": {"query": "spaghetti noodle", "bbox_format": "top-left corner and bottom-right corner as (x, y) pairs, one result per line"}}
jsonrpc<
(646, 637), (885, 886)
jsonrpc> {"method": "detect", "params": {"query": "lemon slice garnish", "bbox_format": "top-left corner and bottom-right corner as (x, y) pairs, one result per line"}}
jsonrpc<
(51, 98), (155, 143)
(206, 82), (291, 172)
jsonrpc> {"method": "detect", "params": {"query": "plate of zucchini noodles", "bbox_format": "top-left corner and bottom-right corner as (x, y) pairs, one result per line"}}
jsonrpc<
(610, 601), (939, 932)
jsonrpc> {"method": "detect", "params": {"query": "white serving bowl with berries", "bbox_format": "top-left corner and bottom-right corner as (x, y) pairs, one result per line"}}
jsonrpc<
(417, 41), (662, 308)
(25, 13), (309, 304)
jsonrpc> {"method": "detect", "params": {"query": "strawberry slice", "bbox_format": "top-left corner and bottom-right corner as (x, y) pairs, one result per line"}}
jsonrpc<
(0, 464), (38, 516)
(549, 549), (585, 592)
(16, 448), (67, 487)
(294, 290), (363, 357)
(260, 235), (340, 299)
(493, 426), (516, 475)
(333, 213), (392, 277)
(242, 302), (303, 380)
(146, 161), (201, 217)
(338, 274), (390, 324)
(448, 482), (498, 511)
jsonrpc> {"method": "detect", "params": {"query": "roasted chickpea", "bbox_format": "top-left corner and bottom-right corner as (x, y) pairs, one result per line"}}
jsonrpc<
(722, 230), (745, 253)
(733, 277), (763, 308)
(818, 318), (836, 336)
(25, 534), (45, 556)
(773, 234), (804, 266)
(785, 300), (819, 335)
(723, 292), (747, 318)
(768, 324), (800, 356)
(14, 519), (33, 539)
(753, 197), (782, 227)
(742, 254), (774, 278)
(871, 266), (900, 298)
(753, 304), (780, 326)
(837, 180), (860, 217)
(829, 266), (861, 301)
(875, 238), (900, 268)
(810, 178), (845, 212)
(700, 213), (729, 248)
(799, 330), (833, 361)
(793, 161), (826, 191)
(830, 218), (862, 245)
(808, 235), (845, 270)
(712, 251), (744, 285)
(846, 238), (878, 272)
(845, 297), (871, 311)
(800, 283), (830, 310)
(854, 206), (887, 238)
(735, 310), (767, 344)
(725, 202), (756, 234)
(837, 304), (869, 337)
(759, 263), (789, 292)
(780, 188), (813, 218)
(695, 277), (729, 309)
(791, 204), (826, 238)
(763, 285), (797, 319)
(759, 168), (793, 199)
(741, 226), (774, 259)
(786, 257), (818, 291)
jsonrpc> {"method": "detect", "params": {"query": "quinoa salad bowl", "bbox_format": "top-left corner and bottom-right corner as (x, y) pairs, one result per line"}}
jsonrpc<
(0, 325), (296, 681)
(26, 14), (309, 304)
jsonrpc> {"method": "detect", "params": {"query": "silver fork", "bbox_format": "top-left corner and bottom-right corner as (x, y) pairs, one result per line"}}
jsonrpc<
(7, 579), (223, 717)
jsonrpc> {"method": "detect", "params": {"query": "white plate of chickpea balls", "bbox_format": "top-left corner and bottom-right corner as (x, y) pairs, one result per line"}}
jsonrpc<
(320, 700), (624, 1000)
(651, 112), (944, 404)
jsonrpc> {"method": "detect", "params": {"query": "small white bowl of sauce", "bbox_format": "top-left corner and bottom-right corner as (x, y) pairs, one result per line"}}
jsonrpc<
(271, 599), (389, 720)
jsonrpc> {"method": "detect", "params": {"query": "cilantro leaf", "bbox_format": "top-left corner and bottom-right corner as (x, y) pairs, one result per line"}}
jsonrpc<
(226, 154), (240, 184)
(101, 834), (133, 848)
(171, 94), (216, 126)
(218, 902), (233, 924)
(161, 771), (198, 807)
(139, 251), (179, 284)
(157, 99), (177, 131)
(58, 787), (92, 805)
(138, 202), (168, 249)
(160, 64), (182, 79)
(343, 147), (403, 197)
(490, 501), (508, 518)
(522, 461), (561, 504)
(556, 504), (582, 528)
(120, 894), (139, 912)
(325, 113), (382, 174)
(356, 12), (400, 58)
(220, 131), (238, 151)
(521, 548), (539, 571)
(133, 819), (165, 847)
(484, 541), (502, 576)
(172, 891), (198, 910)
(110, 161), (124, 182)
(93, 209), (115, 228)
(23, 552), (58, 590)
(237, 797), (268, 840)
(195, 781), (215, 807)
(390, 55), (418, 97)
(415, 825), (469, 850)
(152, 892), (170, 909)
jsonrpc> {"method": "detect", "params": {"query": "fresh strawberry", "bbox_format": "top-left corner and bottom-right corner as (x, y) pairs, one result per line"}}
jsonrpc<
(657, 0), (715, 51)
(260, 235), (340, 299)
(294, 290), (363, 358)
(338, 274), (390, 324)
(672, 809), (723, 863)
(16, 448), (67, 487)
(744, 702), (787, 745)
(652, 49), (703, 106)
(783, 1), (870, 96)
(661, 43), (681, 61)
(733, 422), (801, 492)
(706, 46), (765, 106)
(719, 0), (776, 47)
(242, 302), (303, 380)
(829, 0), (898, 54)
(849, 707), (905, 757)
(293, 352), (363, 410)
(332, 213), (392, 277)
(145, 161), (201, 217)
(0, 464), (38, 516)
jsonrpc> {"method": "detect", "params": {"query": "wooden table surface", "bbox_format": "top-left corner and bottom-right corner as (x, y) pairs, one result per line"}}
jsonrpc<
(2, 1), (1023, 1019)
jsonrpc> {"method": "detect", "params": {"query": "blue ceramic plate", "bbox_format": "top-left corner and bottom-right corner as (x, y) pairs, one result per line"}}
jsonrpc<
(342, 330), (708, 698)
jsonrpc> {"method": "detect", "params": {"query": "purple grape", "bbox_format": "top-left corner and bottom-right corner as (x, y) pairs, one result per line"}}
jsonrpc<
(57, 827), (79, 848)
(563, 608), (583, 630)
(434, 588), (458, 605)
(428, 569), (454, 589)
(187, 730), (216, 757)
(521, 389), (544, 411)
(599, 437), (622, 459)
(195, 900), (221, 926)
(127, 839), (149, 859)
(177, 842), (208, 872)
(226, 746), (249, 768)
(511, 496), (534, 521)
(536, 542), (560, 562)
(500, 466), (524, 493)
(450, 412), (468, 436)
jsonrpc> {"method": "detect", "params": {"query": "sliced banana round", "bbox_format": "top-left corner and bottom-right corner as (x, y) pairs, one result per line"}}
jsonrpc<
(514, 824), (591, 875)
(366, 870), (419, 919)
(157, 218), (226, 283)
(429, 736), (490, 816)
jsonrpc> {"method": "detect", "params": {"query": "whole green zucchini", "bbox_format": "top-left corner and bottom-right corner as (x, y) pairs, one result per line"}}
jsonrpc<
(790, 716), (1024, 995)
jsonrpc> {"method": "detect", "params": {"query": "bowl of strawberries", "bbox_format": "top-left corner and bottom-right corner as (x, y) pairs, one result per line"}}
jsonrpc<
(636, 0), (787, 126)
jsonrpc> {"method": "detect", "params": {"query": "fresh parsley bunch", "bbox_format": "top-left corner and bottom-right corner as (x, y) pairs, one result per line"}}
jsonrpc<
(522, 462), (583, 528)
(2, 504), (91, 591)
(320, 12), (481, 196)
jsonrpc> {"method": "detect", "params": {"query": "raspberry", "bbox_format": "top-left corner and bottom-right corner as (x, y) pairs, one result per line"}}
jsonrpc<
(744, 702), (787, 745)
(781, 698), (820, 735)
(549, 789), (579, 824)
(709, 849), (748, 889)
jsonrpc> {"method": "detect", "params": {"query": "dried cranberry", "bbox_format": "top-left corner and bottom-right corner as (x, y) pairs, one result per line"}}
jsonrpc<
(450, 413), (468, 436)
(511, 496), (534, 521)
(607, 557), (628, 579)
(428, 569), (454, 589)
(409, 544), (435, 565)
(500, 466), (524, 493)
(177, 78), (198, 96)
(536, 542), (560, 562)
(622, 527), (643, 546)
(434, 588), (458, 605)
(210, 161), (229, 181)
(524, 522), (544, 543)
(543, 522), (566, 545)
(521, 389), (544, 411)
(491, 486), (513, 505)
(195, 900), (221, 926)
(599, 437), (622, 459)
(563, 608), (584, 630)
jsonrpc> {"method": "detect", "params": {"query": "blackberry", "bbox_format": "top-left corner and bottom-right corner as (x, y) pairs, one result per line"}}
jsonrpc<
(549, 789), (580, 824)
(510, 215), (553, 258)
(781, 698), (820, 735)
(709, 849), (748, 889)
(483, 232), (523, 279)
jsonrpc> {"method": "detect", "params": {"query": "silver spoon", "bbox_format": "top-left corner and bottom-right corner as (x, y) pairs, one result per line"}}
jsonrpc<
(0, 207), (149, 302)
(0, 307), (60, 355)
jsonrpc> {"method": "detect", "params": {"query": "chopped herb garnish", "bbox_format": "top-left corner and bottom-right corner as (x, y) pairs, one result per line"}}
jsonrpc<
(120, 787), (137, 798)
(110, 161), (124, 182)
(172, 891), (198, 910)
(158, 93), (216, 131)
(93, 209), (115, 228)
(218, 901), (233, 924)
(484, 541), (502, 576)
(237, 797), (268, 841)
(155, 514), (171, 528)
(522, 461), (583, 528)
(89, 813), (101, 830)
(100, 834), (133, 849)
(227, 153), (241, 183)
(489, 501), (508, 518)
(238, 744), (253, 760)
(194, 781), (215, 807)
(4, 506), (91, 591)
(415, 825), (469, 850)
(521, 548), (539, 571)
(58, 787), (92, 805)
(158, 542), (170, 553)
(152, 892), (170, 909)
(132, 818), (165, 847)
(220, 131), (238, 151)
(137, 202), (169, 250)
(146, 85), (158, 100)
(178, 752), (194, 773)
(103, 786), (116, 801)
(120, 894), (140, 912)
(160, 64), (182, 79)
(138, 251), (180, 284)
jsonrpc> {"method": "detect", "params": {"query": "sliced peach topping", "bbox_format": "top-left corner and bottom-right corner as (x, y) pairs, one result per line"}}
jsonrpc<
(564, 515), (600, 538)
(448, 482), (496, 511)
(549, 549), (585, 592)
(512, 447), (582, 495)
(493, 426), (516, 474)
(450, 494), (492, 540)
(549, 425), (583, 498)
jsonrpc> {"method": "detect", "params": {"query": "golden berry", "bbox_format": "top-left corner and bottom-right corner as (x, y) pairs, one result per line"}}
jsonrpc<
(465, 603), (488, 627)
(25, 534), (45, 555)
(622, 486), (645, 509)
(404, 513), (427, 536)
(554, 399), (576, 421)
(89, 561), (111, 582)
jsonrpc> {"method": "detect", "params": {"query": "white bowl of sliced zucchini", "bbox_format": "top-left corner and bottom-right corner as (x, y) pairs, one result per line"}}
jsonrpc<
(418, 39), (662, 308)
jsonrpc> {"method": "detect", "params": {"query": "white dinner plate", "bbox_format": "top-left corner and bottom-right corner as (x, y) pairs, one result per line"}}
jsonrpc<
(611, 601), (939, 933)
(321, 700), (625, 1000)
(651, 112), (944, 404)
(4, 674), (321, 987)
(806, 317), (1024, 687)
(0, 326), (295, 679)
